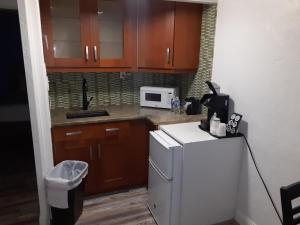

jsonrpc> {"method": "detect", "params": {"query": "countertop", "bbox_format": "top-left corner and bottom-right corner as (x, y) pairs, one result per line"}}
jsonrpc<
(51, 104), (205, 127)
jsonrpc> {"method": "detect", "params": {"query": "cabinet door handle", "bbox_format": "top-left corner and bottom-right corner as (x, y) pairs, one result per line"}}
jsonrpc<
(97, 144), (101, 159)
(93, 46), (98, 62)
(85, 46), (89, 61)
(65, 131), (82, 136)
(89, 145), (93, 160)
(105, 128), (120, 133)
(166, 48), (170, 64)
(43, 34), (49, 51)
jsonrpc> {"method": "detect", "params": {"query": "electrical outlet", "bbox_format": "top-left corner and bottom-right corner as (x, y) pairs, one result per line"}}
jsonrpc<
(120, 72), (127, 79)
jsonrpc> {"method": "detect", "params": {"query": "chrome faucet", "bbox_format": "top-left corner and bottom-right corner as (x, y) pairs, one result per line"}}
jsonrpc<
(82, 78), (93, 110)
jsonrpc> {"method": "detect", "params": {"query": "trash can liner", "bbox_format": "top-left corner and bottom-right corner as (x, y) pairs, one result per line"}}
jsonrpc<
(45, 160), (88, 209)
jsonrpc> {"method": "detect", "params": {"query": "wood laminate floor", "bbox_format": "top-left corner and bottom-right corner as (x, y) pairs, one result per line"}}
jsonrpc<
(77, 188), (239, 225)
(0, 177), (239, 225)
(0, 172), (39, 225)
(77, 188), (156, 225)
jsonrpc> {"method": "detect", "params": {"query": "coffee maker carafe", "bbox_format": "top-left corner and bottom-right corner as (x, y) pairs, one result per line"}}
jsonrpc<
(199, 81), (229, 131)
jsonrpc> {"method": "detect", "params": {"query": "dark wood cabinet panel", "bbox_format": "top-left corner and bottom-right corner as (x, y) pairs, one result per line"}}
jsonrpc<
(137, 0), (175, 70)
(40, 0), (202, 73)
(40, 0), (92, 68)
(127, 120), (150, 186)
(137, 1), (202, 72)
(52, 120), (150, 195)
(89, 0), (137, 68)
(96, 142), (129, 192)
(52, 139), (98, 194)
(173, 3), (202, 70)
(91, 121), (131, 192)
(40, 0), (136, 70)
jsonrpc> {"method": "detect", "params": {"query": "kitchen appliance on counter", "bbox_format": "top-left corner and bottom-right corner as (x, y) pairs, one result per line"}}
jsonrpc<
(199, 81), (229, 131)
(184, 97), (201, 115)
(140, 86), (178, 109)
(148, 122), (243, 225)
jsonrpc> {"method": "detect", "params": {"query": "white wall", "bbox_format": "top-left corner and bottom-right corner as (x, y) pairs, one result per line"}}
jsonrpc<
(18, 0), (54, 224)
(212, 0), (300, 225)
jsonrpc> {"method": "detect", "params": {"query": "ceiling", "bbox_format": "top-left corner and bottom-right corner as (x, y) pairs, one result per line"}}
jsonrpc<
(0, 0), (17, 10)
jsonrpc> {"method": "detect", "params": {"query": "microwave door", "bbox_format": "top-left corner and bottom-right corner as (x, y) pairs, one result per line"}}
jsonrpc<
(146, 93), (162, 102)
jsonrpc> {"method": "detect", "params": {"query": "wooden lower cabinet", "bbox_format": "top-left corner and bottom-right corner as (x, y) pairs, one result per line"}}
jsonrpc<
(52, 120), (153, 195)
(96, 141), (129, 192)
(127, 120), (151, 186)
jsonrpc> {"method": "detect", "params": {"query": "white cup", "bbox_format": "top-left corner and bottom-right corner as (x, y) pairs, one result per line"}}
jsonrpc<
(216, 123), (226, 137)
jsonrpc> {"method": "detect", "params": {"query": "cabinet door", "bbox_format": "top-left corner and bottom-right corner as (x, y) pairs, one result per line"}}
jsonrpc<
(89, 0), (136, 68)
(52, 126), (100, 195)
(137, 0), (175, 69)
(53, 140), (98, 195)
(40, 0), (92, 67)
(97, 142), (128, 191)
(95, 122), (130, 192)
(173, 3), (202, 70)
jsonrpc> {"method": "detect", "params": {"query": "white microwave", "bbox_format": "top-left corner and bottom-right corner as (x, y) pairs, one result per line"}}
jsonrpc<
(140, 86), (178, 109)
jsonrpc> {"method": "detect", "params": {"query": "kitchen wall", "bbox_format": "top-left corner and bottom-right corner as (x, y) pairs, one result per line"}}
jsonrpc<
(212, 0), (300, 225)
(48, 4), (217, 109)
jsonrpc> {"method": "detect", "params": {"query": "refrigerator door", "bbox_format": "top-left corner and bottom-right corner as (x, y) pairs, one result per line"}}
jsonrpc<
(149, 130), (181, 178)
(148, 158), (172, 225)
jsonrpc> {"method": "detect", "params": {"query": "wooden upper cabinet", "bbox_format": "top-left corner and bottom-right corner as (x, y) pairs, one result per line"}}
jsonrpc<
(89, 0), (136, 68)
(173, 3), (202, 70)
(40, 0), (136, 69)
(137, 0), (175, 70)
(40, 0), (91, 68)
(40, 0), (202, 73)
(137, 1), (202, 72)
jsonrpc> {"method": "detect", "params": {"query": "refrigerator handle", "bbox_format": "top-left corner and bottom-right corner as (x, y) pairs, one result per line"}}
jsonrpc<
(149, 158), (173, 182)
(150, 131), (173, 149)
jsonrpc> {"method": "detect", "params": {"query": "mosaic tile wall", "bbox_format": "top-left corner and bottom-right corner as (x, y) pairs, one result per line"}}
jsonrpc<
(48, 5), (217, 109)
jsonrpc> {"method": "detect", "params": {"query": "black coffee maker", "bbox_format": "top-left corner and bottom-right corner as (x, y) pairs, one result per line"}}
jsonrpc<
(199, 81), (229, 131)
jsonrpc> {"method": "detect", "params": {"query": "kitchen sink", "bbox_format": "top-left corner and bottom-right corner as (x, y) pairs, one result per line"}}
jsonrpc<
(66, 110), (109, 119)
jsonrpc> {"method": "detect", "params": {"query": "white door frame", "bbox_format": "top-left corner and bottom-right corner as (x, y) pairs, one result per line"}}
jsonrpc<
(17, 0), (54, 224)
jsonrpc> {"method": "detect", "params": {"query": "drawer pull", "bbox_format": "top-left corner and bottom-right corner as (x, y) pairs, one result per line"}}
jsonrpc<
(65, 131), (82, 136)
(105, 128), (120, 133)
(166, 47), (170, 64)
(85, 45), (89, 61)
(43, 34), (49, 51)
(93, 45), (98, 62)
(149, 158), (173, 181)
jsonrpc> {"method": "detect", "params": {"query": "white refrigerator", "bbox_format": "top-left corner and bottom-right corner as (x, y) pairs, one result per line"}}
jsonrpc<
(148, 122), (243, 225)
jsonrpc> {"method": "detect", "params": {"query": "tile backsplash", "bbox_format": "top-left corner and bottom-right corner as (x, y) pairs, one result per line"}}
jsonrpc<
(48, 5), (217, 109)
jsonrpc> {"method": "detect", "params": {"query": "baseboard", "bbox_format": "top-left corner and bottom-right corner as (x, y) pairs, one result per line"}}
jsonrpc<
(235, 210), (257, 225)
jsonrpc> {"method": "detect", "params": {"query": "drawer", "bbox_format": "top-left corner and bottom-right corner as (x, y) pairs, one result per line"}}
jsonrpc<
(52, 125), (103, 141)
(102, 122), (130, 142)
(52, 122), (130, 142)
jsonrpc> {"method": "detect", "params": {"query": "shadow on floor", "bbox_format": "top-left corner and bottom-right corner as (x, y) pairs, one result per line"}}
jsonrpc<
(0, 122), (39, 225)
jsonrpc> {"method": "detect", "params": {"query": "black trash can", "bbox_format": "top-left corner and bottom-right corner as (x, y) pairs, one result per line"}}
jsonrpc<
(46, 160), (88, 225)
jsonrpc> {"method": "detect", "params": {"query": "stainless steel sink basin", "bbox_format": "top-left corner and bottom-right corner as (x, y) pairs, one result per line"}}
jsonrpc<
(66, 110), (109, 119)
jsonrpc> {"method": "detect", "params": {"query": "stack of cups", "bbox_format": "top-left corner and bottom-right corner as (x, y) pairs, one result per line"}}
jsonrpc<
(216, 123), (226, 137)
(210, 117), (226, 137)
